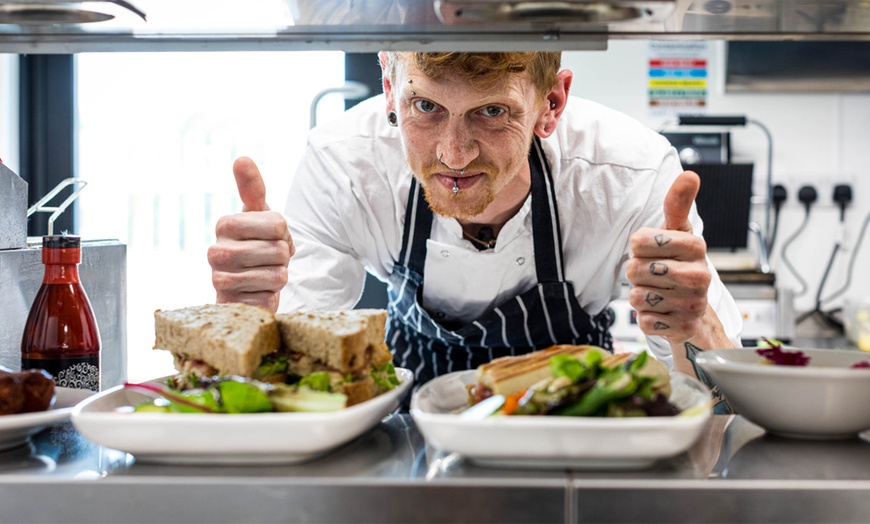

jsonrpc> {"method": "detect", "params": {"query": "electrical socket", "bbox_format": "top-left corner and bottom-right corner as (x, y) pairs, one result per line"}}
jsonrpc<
(784, 174), (854, 211)
(771, 183), (788, 206)
(833, 183), (853, 221)
(798, 185), (818, 211)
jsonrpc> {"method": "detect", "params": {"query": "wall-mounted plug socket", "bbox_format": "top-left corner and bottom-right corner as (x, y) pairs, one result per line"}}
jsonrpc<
(772, 184), (788, 207)
(833, 183), (853, 221)
(798, 185), (818, 213)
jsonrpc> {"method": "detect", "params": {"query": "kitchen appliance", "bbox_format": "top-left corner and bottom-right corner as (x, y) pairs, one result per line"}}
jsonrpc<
(0, 163), (127, 390)
(692, 162), (754, 250)
(610, 282), (795, 346)
(660, 131), (730, 165)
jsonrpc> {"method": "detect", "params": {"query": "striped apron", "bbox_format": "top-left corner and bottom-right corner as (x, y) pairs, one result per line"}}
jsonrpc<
(386, 138), (615, 398)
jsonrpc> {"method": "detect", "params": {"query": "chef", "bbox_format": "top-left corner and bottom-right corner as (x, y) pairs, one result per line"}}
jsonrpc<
(208, 51), (741, 408)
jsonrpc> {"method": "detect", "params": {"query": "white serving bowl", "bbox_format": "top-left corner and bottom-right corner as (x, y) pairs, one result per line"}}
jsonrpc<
(695, 348), (870, 440)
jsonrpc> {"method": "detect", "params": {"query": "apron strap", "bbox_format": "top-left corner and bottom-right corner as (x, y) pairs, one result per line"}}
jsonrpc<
(529, 136), (566, 283)
(399, 177), (433, 275)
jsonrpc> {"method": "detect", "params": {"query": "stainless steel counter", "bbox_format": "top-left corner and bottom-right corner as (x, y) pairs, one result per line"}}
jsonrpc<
(2, 415), (870, 523)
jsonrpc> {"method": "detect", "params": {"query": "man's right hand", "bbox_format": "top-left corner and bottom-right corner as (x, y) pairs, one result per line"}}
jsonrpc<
(207, 156), (294, 313)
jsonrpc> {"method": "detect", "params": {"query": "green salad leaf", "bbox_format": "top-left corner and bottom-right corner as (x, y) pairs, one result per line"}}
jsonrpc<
(299, 371), (332, 392)
(372, 362), (401, 391)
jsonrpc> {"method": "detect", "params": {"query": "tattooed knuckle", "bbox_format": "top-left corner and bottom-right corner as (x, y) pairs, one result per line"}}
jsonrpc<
(649, 261), (669, 276)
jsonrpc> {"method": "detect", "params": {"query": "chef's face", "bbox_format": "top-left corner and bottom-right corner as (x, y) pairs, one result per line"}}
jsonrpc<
(387, 60), (551, 220)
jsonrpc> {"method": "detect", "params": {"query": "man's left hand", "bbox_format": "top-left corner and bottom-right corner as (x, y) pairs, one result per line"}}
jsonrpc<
(626, 170), (711, 344)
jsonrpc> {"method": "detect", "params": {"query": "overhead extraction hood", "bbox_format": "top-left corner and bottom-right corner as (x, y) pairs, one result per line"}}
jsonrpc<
(1, 0), (870, 53)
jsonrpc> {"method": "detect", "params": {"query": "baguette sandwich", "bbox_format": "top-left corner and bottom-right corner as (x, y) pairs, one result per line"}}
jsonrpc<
(153, 304), (398, 407)
(469, 345), (607, 404)
(469, 345), (678, 418)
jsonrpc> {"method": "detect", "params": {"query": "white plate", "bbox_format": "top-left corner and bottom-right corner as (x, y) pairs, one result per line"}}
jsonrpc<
(71, 369), (413, 465)
(0, 387), (95, 452)
(410, 370), (712, 470)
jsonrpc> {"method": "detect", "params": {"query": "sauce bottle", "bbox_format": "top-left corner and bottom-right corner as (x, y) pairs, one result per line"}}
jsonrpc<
(21, 235), (101, 391)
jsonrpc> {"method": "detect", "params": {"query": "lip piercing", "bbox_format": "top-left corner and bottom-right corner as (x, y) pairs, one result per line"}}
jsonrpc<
(438, 154), (465, 176)
(452, 179), (459, 195)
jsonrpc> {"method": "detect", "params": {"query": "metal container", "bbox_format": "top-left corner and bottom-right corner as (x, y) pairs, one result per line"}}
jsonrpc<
(0, 162), (27, 250)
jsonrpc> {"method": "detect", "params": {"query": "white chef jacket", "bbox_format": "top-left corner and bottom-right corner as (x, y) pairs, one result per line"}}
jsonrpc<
(279, 94), (743, 367)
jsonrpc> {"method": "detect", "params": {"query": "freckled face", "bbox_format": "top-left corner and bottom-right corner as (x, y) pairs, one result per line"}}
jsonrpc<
(393, 62), (546, 221)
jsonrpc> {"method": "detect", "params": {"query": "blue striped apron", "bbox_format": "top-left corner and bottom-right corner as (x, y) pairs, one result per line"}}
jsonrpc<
(386, 138), (615, 396)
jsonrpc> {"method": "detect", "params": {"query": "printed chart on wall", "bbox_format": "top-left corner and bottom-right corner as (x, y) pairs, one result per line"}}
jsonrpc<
(647, 41), (709, 118)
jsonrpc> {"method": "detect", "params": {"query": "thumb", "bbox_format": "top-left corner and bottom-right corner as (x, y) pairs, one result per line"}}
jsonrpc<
(233, 156), (270, 212)
(662, 170), (700, 232)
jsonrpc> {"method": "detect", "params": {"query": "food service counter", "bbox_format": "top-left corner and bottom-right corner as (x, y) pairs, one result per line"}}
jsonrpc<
(2, 415), (870, 523)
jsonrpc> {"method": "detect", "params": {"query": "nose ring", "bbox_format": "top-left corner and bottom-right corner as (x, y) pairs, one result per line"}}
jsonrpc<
(438, 154), (465, 176)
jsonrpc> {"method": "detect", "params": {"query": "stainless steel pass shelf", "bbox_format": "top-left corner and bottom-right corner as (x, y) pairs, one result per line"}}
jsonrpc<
(4, 0), (870, 53)
(2, 414), (870, 523)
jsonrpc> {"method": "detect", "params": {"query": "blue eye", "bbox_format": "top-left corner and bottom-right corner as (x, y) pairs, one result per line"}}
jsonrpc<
(414, 99), (439, 113)
(482, 106), (505, 117)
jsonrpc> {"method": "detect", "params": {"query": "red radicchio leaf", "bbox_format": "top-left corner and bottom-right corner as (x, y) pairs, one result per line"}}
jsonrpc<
(756, 338), (810, 366)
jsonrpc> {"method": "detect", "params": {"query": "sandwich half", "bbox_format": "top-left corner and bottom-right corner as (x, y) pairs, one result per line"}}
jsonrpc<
(275, 309), (395, 406)
(154, 302), (281, 382)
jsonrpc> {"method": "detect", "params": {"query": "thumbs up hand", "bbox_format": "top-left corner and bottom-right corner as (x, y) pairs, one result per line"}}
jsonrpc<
(207, 157), (295, 313)
(625, 171), (711, 345)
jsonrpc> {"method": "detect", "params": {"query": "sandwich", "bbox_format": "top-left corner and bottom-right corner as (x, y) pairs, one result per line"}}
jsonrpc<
(469, 344), (678, 417)
(275, 309), (396, 406)
(153, 303), (399, 407)
(470, 344), (607, 403)
(154, 303), (281, 383)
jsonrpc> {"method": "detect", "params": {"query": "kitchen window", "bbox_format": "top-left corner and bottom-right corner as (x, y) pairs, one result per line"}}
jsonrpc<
(76, 51), (346, 382)
(0, 54), (17, 167)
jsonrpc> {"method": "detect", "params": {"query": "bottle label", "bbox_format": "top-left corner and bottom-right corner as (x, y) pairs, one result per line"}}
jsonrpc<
(22, 357), (100, 391)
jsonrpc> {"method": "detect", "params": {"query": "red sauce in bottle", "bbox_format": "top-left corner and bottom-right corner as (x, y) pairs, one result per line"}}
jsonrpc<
(21, 235), (101, 391)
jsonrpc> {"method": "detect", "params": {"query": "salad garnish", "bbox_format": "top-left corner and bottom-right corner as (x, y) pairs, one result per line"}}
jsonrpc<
(756, 338), (870, 369)
(495, 350), (682, 418)
(126, 375), (347, 414)
(756, 338), (810, 366)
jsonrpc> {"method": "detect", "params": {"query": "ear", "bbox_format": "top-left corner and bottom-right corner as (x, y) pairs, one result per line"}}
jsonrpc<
(534, 70), (573, 138)
(379, 52), (395, 112)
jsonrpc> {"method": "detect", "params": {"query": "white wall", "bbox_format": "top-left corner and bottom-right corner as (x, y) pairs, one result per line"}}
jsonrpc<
(564, 42), (870, 322)
(0, 54), (18, 172)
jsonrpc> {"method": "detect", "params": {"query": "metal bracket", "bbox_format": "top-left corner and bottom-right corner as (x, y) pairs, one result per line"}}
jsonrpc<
(26, 177), (87, 236)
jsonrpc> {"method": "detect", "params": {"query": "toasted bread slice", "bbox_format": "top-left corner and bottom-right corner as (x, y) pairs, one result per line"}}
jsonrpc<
(276, 309), (387, 374)
(476, 345), (606, 396)
(340, 375), (375, 407)
(154, 303), (280, 378)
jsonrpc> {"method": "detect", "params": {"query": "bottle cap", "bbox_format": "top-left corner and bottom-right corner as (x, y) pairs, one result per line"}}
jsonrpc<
(43, 235), (81, 249)
(42, 235), (82, 265)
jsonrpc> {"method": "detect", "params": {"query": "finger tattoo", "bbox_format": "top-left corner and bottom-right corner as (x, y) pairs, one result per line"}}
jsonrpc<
(649, 262), (669, 276)
(654, 234), (671, 247)
(653, 321), (670, 330)
(646, 292), (664, 307)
